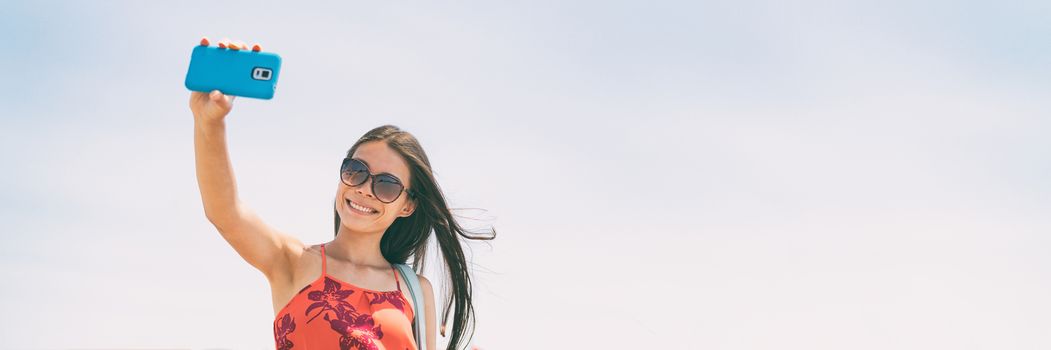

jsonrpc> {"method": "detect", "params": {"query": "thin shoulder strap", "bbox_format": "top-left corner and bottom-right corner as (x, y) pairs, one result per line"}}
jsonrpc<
(320, 244), (327, 276)
(393, 263), (427, 350)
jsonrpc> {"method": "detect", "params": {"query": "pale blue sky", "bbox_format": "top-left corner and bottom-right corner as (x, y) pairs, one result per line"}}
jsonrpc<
(2, 1), (1050, 349)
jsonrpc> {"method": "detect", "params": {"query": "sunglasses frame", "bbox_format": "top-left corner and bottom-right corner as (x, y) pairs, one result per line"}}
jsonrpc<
(340, 157), (411, 204)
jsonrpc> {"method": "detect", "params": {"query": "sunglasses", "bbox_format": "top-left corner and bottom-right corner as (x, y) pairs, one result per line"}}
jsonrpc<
(340, 157), (410, 204)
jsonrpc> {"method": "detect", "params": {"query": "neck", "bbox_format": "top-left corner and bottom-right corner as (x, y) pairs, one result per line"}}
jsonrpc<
(329, 226), (390, 269)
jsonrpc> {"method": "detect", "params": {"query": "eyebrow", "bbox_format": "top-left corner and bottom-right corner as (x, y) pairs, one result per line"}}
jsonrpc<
(352, 157), (403, 181)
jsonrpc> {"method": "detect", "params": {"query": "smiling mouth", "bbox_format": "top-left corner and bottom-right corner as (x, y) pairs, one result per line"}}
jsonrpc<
(346, 198), (377, 215)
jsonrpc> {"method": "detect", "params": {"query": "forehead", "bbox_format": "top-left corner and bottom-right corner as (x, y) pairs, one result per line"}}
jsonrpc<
(351, 141), (411, 180)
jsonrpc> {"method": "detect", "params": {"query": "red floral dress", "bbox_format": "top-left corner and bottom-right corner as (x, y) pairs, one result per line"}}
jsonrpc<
(273, 244), (416, 350)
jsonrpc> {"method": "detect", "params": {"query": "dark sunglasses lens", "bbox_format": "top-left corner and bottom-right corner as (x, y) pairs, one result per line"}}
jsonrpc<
(341, 159), (369, 186)
(373, 175), (404, 203)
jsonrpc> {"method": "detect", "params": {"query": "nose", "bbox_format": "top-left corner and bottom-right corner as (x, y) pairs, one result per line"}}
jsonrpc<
(355, 176), (375, 199)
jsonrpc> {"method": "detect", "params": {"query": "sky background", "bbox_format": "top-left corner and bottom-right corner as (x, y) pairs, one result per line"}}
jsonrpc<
(2, 0), (1050, 349)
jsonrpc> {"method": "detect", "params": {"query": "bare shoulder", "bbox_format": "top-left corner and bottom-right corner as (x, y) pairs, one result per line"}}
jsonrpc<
(417, 273), (437, 349)
(417, 274), (433, 290)
(286, 238), (314, 263)
(396, 273), (433, 312)
(287, 240), (325, 273)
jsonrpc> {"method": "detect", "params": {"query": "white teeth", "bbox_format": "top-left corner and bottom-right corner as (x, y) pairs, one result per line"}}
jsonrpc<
(347, 199), (375, 214)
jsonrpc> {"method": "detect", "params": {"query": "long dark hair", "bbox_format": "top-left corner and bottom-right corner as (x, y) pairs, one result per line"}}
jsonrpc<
(333, 125), (496, 350)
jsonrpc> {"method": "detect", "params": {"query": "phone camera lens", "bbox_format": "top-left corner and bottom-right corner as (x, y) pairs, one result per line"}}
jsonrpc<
(252, 67), (273, 81)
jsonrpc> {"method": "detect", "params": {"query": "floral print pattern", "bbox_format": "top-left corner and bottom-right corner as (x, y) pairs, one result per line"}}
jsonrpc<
(305, 277), (356, 323)
(368, 291), (407, 313)
(331, 312), (385, 350)
(273, 276), (412, 350)
(273, 313), (296, 350)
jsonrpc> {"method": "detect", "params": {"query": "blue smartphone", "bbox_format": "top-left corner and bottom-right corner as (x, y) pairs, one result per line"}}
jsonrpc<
(184, 45), (282, 100)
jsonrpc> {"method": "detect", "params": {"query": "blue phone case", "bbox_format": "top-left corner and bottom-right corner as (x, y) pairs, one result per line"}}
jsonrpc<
(184, 45), (282, 100)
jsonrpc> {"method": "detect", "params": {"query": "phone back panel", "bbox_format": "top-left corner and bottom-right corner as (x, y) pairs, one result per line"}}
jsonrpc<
(184, 45), (282, 100)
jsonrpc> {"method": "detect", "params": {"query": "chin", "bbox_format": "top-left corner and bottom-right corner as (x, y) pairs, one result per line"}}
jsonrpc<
(340, 211), (383, 230)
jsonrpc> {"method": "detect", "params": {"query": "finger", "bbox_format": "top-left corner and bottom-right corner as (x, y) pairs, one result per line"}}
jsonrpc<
(190, 91), (205, 105)
(229, 41), (241, 51)
(222, 94), (235, 109)
(251, 43), (262, 52)
(200, 37), (210, 46)
(217, 41), (226, 49)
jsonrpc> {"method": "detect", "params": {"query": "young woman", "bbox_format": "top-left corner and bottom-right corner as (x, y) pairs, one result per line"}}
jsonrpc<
(190, 37), (495, 350)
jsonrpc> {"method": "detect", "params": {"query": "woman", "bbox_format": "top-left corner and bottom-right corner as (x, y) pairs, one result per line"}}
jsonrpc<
(190, 38), (495, 350)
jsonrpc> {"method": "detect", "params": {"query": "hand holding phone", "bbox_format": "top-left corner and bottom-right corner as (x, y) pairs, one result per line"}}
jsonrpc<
(189, 89), (235, 124)
(187, 37), (279, 123)
(185, 37), (282, 100)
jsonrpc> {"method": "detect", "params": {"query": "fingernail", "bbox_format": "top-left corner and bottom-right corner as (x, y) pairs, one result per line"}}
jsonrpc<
(200, 37), (210, 46)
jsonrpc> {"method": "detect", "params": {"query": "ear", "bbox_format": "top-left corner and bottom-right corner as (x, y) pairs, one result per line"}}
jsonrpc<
(398, 197), (417, 217)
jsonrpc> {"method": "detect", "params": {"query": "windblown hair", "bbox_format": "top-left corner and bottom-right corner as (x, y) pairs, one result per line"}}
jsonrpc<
(333, 125), (496, 350)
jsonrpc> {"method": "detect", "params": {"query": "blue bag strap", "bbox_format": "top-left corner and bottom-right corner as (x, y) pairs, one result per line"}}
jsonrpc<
(394, 263), (427, 350)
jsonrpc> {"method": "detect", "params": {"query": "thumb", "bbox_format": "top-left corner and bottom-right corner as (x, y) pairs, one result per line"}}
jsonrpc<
(209, 90), (234, 108)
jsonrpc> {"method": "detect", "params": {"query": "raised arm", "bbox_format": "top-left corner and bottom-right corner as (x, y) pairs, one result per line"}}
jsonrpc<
(190, 37), (303, 283)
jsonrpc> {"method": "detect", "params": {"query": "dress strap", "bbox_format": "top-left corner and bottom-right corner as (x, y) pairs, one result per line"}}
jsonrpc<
(320, 244), (328, 276)
(392, 265), (402, 292)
